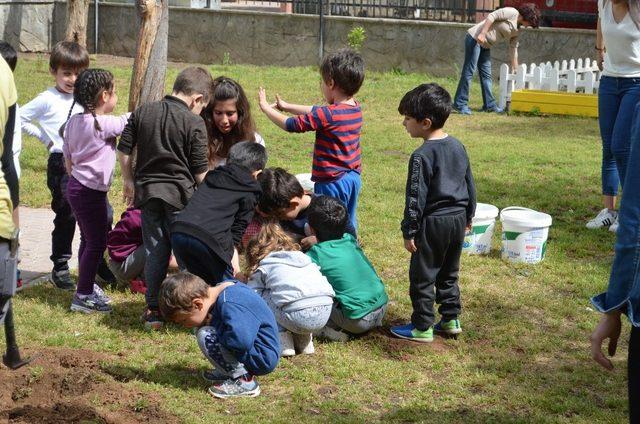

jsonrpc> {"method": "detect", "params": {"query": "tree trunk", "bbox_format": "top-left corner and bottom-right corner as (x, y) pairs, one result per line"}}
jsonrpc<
(128, 0), (169, 111)
(65, 0), (90, 47)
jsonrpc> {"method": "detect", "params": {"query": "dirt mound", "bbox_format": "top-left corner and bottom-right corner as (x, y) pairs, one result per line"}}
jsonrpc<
(0, 347), (179, 423)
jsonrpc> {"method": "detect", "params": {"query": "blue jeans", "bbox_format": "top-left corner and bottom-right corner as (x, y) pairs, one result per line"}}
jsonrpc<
(592, 101), (640, 326)
(314, 170), (361, 232)
(171, 232), (233, 285)
(597, 76), (640, 195)
(453, 34), (496, 111)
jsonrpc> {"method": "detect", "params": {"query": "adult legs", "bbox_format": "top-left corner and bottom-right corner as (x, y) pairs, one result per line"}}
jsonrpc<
(453, 34), (481, 111)
(477, 45), (497, 110)
(598, 76), (622, 200)
(610, 79), (640, 189)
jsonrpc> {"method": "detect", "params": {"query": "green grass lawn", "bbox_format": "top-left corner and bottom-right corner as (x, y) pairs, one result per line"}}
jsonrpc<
(6, 54), (625, 422)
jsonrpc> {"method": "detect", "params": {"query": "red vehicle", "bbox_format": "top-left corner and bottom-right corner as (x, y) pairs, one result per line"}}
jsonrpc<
(502, 0), (597, 29)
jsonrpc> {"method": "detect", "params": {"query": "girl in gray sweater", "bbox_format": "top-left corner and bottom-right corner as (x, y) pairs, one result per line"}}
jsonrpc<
(245, 223), (335, 357)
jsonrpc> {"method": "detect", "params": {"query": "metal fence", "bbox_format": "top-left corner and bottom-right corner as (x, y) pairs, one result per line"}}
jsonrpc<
(227, 0), (500, 22)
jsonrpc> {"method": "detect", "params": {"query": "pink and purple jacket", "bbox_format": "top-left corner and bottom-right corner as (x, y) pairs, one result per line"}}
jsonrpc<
(62, 113), (129, 192)
(285, 102), (362, 183)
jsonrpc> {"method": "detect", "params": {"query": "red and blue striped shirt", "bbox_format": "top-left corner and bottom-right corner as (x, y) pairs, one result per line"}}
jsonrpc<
(286, 102), (362, 182)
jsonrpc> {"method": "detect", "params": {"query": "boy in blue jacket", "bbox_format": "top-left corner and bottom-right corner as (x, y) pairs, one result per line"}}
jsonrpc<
(159, 271), (280, 398)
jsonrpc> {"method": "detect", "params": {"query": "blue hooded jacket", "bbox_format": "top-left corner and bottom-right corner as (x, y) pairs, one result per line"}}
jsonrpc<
(209, 282), (280, 375)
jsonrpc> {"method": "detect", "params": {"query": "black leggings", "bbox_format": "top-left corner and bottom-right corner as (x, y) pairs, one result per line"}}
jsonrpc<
(629, 326), (640, 423)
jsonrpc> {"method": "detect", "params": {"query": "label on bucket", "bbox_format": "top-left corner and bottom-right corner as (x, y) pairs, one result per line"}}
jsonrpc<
(501, 228), (548, 263)
(463, 223), (494, 255)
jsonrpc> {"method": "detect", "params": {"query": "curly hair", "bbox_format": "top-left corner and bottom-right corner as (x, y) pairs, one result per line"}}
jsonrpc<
(59, 68), (114, 138)
(516, 3), (540, 29)
(201, 76), (257, 166)
(245, 222), (300, 274)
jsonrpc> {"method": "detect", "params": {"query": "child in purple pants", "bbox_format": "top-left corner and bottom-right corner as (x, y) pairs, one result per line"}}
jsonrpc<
(61, 68), (129, 314)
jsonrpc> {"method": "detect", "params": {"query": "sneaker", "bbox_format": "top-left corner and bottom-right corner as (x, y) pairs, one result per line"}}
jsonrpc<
(390, 323), (433, 343)
(93, 283), (112, 304)
(129, 279), (147, 295)
(434, 318), (462, 335)
(609, 216), (619, 233)
(279, 331), (296, 357)
(293, 333), (314, 355)
(70, 293), (112, 314)
(96, 260), (117, 286)
(141, 309), (164, 331)
(313, 326), (350, 342)
(482, 106), (503, 113)
(51, 268), (76, 291)
(208, 376), (261, 399)
(202, 368), (229, 383)
(453, 106), (472, 115)
(586, 208), (617, 229)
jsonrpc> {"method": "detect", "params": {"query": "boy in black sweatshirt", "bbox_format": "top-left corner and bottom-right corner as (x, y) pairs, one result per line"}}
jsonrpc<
(391, 83), (476, 343)
(171, 141), (267, 285)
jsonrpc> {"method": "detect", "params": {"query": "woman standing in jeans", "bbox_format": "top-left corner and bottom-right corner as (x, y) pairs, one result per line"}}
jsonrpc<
(587, 0), (640, 232)
(452, 3), (540, 115)
(591, 102), (640, 423)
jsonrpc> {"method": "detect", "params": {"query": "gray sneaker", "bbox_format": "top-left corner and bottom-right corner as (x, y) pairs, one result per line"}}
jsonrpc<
(51, 268), (76, 291)
(70, 293), (112, 314)
(93, 283), (112, 304)
(208, 377), (261, 399)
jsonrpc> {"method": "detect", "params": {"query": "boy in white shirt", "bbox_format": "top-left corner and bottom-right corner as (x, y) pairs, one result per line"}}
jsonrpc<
(20, 41), (89, 290)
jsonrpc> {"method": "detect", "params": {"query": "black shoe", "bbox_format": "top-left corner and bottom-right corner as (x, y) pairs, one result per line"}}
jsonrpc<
(51, 268), (76, 291)
(96, 259), (116, 286)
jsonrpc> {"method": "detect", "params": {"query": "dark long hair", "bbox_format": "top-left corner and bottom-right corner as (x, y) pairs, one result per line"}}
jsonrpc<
(200, 76), (256, 166)
(59, 68), (114, 138)
(516, 3), (540, 28)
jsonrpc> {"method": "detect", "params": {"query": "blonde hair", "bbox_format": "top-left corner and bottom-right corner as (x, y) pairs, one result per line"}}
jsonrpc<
(245, 222), (300, 274)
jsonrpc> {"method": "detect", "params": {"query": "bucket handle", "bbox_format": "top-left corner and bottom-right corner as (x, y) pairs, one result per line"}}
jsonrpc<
(500, 206), (535, 215)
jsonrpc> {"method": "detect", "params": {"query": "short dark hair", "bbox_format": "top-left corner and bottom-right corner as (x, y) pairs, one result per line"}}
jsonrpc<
(516, 3), (540, 29)
(307, 195), (348, 242)
(257, 168), (305, 216)
(398, 83), (451, 129)
(158, 272), (209, 320)
(320, 48), (365, 97)
(49, 41), (89, 71)
(0, 41), (17, 71)
(227, 141), (267, 172)
(172, 67), (214, 104)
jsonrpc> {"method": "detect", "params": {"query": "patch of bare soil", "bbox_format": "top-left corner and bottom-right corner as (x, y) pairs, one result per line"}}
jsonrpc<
(0, 347), (179, 423)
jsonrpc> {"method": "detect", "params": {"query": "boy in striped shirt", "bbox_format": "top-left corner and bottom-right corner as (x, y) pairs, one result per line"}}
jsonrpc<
(258, 48), (365, 231)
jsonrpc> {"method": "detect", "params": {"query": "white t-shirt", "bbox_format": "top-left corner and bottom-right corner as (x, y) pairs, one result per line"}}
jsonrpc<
(210, 132), (266, 169)
(20, 87), (83, 154)
(599, 0), (640, 77)
(13, 104), (21, 178)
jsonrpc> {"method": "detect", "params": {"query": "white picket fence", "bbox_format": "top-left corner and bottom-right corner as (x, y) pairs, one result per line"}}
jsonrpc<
(498, 58), (601, 110)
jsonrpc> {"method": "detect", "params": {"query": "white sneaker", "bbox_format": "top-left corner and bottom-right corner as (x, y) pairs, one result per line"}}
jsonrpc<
(314, 326), (350, 342)
(279, 331), (296, 357)
(586, 208), (617, 229)
(609, 216), (619, 233)
(293, 333), (314, 354)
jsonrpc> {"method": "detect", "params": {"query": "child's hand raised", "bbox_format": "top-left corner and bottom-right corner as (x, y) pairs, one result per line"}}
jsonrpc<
(274, 94), (288, 112)
(258, 87), (270, 111)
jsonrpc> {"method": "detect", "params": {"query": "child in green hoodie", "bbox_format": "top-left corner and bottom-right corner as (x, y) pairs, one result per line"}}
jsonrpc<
(306, 195), (388, 341)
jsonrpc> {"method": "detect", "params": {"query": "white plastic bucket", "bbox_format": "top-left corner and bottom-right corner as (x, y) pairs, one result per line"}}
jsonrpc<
(500, 207), (553, 264)
(295, 173), (314, 192)
(463, 203), (499, 255)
